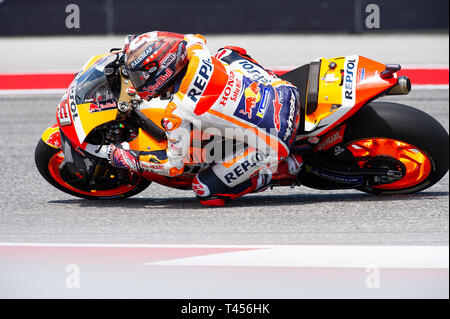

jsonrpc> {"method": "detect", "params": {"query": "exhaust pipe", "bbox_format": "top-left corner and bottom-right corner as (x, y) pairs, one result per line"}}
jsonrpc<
(385, 76), (411, 95)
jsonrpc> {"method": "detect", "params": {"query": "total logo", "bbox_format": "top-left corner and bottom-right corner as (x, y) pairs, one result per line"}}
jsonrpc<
(68, 83), (79, 121)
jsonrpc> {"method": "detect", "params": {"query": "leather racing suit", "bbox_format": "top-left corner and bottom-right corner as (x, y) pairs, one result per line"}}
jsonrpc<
(111, 33), (303, 206)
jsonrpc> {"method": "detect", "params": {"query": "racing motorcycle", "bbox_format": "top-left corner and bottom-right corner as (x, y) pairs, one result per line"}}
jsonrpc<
(35, 51), (449, 200)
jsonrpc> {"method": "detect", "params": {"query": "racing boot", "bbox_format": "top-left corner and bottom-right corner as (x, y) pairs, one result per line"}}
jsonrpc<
(270, 154), (303, 186)
(193, 169), (272, 207)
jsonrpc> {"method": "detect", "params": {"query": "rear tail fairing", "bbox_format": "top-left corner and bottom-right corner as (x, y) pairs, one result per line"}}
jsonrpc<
(299, 55), (399, 139)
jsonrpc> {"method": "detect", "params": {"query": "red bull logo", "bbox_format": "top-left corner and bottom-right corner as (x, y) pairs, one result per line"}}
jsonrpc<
(240, 82), (260, 119)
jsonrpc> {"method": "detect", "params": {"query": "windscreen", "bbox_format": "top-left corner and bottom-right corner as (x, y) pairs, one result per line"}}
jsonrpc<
(75, 54), (118, 105)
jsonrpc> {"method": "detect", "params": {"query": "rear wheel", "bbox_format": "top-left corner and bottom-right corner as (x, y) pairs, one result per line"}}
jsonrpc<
(35, 139), (151, 199)
(344, 102), (449, 194)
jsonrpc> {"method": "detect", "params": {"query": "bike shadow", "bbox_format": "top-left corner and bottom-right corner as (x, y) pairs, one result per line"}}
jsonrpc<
(48, 191), (449, 210)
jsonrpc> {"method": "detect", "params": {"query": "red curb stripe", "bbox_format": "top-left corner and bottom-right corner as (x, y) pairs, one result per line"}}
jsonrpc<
(0, 73), (75, 90)
(398, 68), (449, 85)
(0, 68), (448, 90)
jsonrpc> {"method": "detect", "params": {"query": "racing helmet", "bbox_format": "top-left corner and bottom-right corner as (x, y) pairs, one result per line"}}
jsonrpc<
(124, 31), (188, 100)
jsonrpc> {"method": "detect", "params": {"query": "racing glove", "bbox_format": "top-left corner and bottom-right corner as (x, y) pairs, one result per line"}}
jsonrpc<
(108, 144), (184, 176)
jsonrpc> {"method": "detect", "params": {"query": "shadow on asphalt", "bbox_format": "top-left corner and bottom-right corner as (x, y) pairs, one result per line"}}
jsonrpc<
(48, 191), (449, 210)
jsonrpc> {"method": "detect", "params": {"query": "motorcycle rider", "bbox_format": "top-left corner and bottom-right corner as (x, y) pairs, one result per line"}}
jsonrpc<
(109, 31), (303, 206)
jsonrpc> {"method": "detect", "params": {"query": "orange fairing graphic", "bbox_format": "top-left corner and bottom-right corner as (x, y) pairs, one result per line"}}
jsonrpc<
(305, 55), (398, 133)
(355, 56), (398, 105)
(129, 107), (168, 152)
(76, 103), (118, 140)
(60, 53), (118, 147)
(41, 125), (62, 149)
(347, 138), (432, 189)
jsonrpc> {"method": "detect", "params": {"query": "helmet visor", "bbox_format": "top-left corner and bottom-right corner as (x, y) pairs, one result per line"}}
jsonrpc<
(127, 69), (153, 92)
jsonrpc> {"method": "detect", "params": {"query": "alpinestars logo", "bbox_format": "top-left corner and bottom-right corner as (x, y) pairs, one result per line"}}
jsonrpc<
(273, 89), (282, 132)
(283, 93), (296, 140)
(192, 176), (210, 197)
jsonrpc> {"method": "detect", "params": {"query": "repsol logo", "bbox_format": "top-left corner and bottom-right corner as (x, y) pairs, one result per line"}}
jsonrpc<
(188, 58), (213, 102)
(223, 151), (265, 184)
(238, 60), (270, 83)
(69, 85), (78, 120)
(344, 59), (356, 100)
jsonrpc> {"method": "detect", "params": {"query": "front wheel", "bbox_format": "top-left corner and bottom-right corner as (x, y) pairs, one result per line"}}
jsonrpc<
(35, 139), (152, 199)
(344, 102), (449, 194)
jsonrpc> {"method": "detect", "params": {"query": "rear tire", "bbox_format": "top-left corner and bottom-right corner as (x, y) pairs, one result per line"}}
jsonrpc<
(344, 102), (449, 194)
(35, 139), (151, 199)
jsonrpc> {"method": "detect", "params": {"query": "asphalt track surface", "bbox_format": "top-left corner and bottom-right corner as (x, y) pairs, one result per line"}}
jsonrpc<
(0, 89), (448, 245)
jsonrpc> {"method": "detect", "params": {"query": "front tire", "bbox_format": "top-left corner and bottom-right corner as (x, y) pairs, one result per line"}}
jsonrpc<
(344, 102), (449, 194)
(35, 139), (152, 199)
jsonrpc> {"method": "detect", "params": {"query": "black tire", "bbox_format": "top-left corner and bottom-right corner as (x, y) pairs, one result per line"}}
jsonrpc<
(344, 102), (449, 194)
(34, 139), (152, 199)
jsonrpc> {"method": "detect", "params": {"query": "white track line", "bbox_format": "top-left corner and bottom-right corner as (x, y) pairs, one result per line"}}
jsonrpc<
(412, 84), (449, 89)
(0, 243), (447, 269)
(143, 245), (449, 269)
(0, 89), (66, 95)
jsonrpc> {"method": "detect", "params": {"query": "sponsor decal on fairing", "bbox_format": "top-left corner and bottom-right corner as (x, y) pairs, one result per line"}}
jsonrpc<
(302, 55), (359, 138)
(342, 55), (359, 108)
(67, 75), (86, 143)
(88, 99), (118, 113)
(57, 100), (72, 126)
(314, 125), (346, 151)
